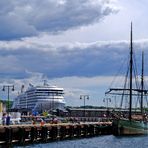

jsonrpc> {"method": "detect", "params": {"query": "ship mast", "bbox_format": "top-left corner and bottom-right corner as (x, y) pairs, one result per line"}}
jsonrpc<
(129, 22), (133, 121)
(105, 24), (148, 116)
(141, 51), (144, 116)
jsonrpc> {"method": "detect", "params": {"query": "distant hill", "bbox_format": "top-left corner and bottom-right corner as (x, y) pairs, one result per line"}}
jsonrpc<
(66, 105), (106, 109)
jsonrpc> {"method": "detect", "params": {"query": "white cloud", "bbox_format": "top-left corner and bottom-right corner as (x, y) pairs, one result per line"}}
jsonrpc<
(0, 73), (116, 106)
(2, 73), (146, 107)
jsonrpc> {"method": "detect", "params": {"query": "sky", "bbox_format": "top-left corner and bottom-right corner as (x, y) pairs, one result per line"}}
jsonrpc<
(1, 0), (148, 107)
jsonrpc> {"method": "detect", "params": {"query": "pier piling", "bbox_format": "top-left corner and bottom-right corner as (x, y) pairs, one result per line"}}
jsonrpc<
(0, 122), (112, 146)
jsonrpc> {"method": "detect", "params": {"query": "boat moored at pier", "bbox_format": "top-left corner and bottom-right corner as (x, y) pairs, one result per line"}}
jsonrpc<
(106, 23), (148, 135)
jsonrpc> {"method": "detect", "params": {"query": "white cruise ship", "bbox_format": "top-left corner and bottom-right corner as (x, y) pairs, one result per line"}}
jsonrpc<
(12, 83), (65, 113)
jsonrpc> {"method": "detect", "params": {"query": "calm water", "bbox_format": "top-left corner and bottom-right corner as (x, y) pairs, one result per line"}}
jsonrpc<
(15, 135), (148, 148)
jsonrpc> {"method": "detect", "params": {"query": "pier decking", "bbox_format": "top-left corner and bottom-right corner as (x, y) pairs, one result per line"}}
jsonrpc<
(0, 122), (112, 146)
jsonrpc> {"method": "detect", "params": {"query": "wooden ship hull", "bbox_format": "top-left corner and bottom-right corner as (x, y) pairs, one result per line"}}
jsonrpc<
(112, 119), (148, 135)
(107, 23), (148, 136)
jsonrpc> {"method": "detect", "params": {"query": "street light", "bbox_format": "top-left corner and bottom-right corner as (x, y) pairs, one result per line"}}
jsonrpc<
(103, 98), (111, 120)
(2, 85), (14, 114)
(103, 98), (111, 109)
(80, 95), (89, 118)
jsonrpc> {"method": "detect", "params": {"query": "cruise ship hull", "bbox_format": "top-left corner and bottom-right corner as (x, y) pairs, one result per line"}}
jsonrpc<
(12, 84), (65, 113)
(34, 99), (65, 112)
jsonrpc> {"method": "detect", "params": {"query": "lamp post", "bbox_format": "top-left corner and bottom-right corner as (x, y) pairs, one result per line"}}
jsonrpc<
(103, 98), (111, 120)
(2, 85), (14, 114)
(80, 95), (89, 118)
(103, 98), (111, 109)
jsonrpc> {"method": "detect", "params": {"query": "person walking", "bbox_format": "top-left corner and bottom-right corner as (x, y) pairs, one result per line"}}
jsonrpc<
(2, 113), (6, 125)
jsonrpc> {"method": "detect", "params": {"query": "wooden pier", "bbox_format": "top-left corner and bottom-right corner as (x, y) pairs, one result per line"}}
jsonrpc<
(0, 122), (112, 146)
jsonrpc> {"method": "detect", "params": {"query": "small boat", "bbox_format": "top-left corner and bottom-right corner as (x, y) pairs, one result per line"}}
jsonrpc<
(105, 23), (148, 135)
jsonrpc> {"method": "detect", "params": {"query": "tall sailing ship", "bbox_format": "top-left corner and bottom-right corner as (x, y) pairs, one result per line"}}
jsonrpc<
(105, 23), (148, 135)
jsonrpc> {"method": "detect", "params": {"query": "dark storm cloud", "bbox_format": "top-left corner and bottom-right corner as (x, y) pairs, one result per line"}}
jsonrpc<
(0, 39), (147, 79)
(0, 0), (117, 40)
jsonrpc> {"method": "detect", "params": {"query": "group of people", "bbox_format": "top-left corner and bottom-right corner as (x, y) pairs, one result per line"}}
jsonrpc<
(2, 113), (11, 125)
(32, 117), (45, 126)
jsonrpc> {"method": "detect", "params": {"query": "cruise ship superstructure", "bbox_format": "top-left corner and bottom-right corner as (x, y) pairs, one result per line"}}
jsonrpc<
(12, 83), (65, 113)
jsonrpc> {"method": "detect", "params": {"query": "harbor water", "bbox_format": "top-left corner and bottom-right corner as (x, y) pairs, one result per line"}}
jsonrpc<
(15, 135), (148, 148)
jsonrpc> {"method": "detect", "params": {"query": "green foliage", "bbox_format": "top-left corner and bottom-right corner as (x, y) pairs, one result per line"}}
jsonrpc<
(1, 100), (13, 109)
